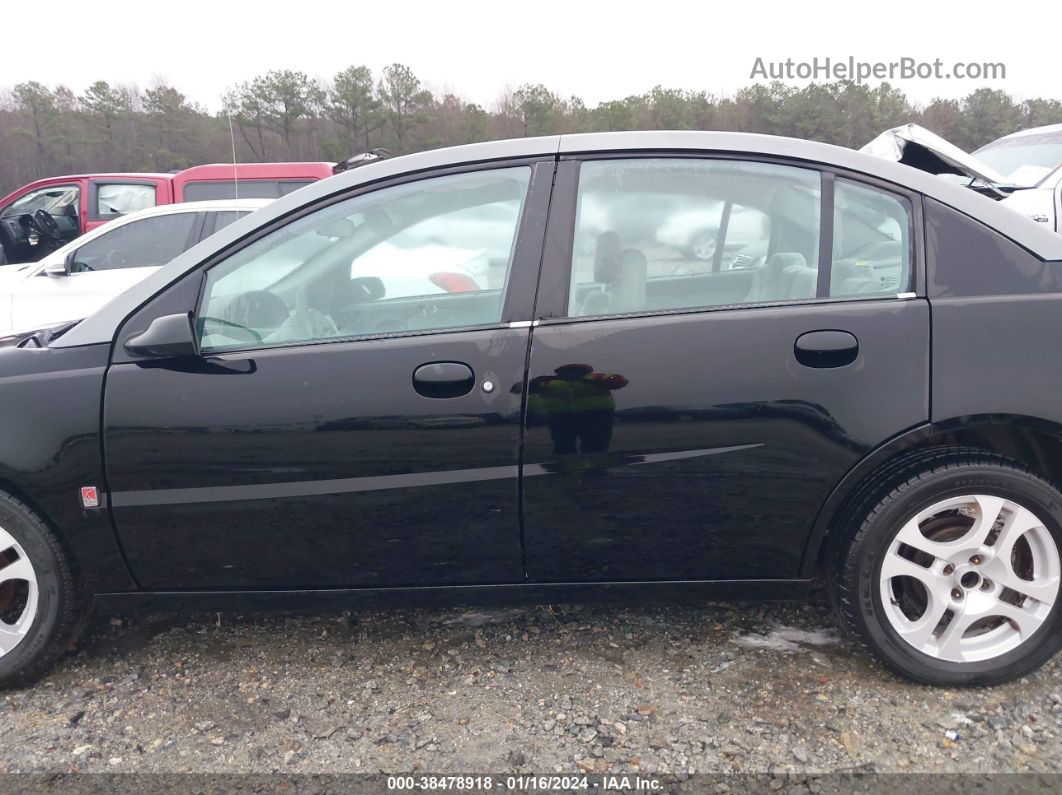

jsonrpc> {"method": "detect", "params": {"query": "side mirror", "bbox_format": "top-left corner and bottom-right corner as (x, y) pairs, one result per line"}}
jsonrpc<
(315, 218), (355, 238)
(125, 313), (198, 358)
(43, 251), (73, 277)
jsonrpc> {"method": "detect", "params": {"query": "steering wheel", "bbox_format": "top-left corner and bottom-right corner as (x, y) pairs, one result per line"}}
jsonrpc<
(32, 209), (61, 240)
(199, 316), (263, 344)
(291, 285), (341, 339)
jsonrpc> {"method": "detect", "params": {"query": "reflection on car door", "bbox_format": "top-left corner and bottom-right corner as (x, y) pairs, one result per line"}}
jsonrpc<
(102, 163), (554, 590)
(521, 158), (929, 583)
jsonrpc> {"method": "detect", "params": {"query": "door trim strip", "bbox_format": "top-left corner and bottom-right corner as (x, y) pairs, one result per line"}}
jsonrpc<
(109, 443), (762, 508)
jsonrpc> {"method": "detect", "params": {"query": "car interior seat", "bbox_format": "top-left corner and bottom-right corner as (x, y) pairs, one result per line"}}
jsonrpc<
(578, 232), (648, 316)
(832, 240), (904, 294)
(746, 252), (817, 302)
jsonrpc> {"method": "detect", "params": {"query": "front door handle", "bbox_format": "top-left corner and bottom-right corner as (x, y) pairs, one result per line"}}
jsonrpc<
(794, 330), (858, 368)
(412, 361), (475, 398)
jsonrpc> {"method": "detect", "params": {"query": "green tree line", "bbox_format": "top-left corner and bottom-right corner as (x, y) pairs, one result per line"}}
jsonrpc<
(3, 64), (1061, 196)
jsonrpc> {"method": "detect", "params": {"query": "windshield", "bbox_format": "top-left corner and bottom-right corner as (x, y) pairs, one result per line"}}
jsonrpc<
(3, 185), (79, 218)
(974, 131), (1062, 185)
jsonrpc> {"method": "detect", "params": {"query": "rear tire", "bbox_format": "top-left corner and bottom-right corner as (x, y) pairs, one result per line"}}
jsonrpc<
(0, 492), (84, 688)
(835, 452), (1061, 686)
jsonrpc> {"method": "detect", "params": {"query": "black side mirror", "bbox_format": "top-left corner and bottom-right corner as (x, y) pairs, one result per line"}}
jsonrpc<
(125, 313), (198, 358)
(43, 250), (74, 277)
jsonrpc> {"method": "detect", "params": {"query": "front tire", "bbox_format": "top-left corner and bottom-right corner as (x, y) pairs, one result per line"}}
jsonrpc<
(0, 493), (84, 688)
(836, 452), (1061, 686)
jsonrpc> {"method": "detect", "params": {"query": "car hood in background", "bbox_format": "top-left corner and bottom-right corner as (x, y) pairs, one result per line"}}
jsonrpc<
(0, 320), (81, 349)
(861, 123), (1012, 187)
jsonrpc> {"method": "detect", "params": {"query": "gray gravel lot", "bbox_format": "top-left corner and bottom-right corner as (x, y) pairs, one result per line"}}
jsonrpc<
(0, 599), (1058, 776)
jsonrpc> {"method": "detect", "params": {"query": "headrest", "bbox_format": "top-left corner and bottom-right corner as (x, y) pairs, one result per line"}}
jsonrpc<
(594, 231), (623, 283)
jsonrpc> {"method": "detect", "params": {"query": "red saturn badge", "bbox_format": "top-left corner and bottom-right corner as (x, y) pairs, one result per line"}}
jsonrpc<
(80, 486), (99, 508)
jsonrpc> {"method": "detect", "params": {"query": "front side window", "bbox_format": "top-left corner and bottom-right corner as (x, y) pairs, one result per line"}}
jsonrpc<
(68, 212), (198, 272)
(830, 180), (912, 297)
(96, 183), (157, 218)
(567, 159), (821, 317)
(197, 167), (531, 352)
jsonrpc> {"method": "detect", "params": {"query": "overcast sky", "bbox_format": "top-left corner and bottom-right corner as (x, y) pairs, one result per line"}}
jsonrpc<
(8, 1), (1054, 109)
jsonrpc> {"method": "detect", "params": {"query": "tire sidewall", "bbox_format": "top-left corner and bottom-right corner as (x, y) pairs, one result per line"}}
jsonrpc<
(852, 465), (1062, 685)
(0, 502), (63, 684)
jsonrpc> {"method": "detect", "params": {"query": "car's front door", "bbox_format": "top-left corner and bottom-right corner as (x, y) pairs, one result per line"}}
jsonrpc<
(521, 156), (930, 582)
(103, 162), (553, 590)
(0, 182), (83, 264)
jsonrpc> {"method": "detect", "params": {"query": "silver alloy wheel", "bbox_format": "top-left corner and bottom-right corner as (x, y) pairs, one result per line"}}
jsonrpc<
(0, 525), (38, 658)
(880, 495), (1060, 663)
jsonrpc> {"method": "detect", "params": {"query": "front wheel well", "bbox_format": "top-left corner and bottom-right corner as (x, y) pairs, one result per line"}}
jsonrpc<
(0, 475), (85, 591)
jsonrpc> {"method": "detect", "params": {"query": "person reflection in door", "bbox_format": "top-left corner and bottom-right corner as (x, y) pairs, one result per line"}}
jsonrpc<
(527, 364), (628, 455)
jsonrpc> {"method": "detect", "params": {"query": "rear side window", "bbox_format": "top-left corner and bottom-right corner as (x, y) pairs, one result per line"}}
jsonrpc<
(831, 179), (912, 297)
(208, 211), (252, 235)
(96, 184), (157, 218)
(566, 158), (821, 317)
(183, 180), (313, 202)
(69, 212), (198, 271)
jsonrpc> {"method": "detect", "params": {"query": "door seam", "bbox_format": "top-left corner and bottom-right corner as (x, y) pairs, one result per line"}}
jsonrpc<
(517, 159), (560, 582)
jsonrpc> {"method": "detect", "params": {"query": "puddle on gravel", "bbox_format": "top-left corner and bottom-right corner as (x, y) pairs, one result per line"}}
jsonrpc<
(734, 625), (841, 652)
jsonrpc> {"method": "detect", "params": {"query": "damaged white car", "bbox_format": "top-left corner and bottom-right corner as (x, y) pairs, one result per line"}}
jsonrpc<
(863, 123), (1062, 233)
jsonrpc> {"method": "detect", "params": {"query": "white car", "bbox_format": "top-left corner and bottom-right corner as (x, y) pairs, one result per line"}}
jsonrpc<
(655, 202), (772, 266)
(972, 124), (1062, 232)
(863, 123), (1062, 233)
(0, 199), (271, 335)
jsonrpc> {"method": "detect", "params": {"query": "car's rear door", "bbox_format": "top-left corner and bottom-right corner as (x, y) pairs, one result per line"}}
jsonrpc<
(521, 155), (930, 582)
(102, 161), (554, 590)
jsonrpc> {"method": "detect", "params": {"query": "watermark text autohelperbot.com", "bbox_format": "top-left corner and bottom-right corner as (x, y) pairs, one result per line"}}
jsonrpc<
(750, 56), (1006, 83)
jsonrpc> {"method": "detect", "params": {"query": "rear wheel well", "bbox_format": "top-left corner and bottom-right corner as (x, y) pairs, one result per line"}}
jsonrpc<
(815, 420), (1062, 576)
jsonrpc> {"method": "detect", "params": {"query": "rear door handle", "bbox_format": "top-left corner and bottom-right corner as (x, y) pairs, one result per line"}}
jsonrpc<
(412, 361), (475, 398)
(794, 330), (858, 368)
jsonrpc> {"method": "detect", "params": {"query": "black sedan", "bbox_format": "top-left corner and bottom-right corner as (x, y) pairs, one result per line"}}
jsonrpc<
(1, 131), (1060, 687)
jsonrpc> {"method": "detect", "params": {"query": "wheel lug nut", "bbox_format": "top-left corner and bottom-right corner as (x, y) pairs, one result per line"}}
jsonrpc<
(980, 579), (993, 591)
(943, 564), (955, 575)
(951, 588), (964, 600)
(970, 555), (983, 566)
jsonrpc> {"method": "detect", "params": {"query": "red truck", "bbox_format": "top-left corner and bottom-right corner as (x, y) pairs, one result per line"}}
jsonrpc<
(0, 161), (336, 264)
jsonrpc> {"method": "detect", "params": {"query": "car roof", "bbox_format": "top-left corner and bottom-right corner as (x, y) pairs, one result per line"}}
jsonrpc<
(129, 198), (275, 215)
(20, 172), (174, 183)
(990, 123), (1062, 141)
(55, 131), (1062, 349)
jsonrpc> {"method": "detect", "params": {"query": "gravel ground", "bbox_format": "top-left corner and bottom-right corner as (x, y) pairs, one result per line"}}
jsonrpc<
(0, 598), (1058, 776)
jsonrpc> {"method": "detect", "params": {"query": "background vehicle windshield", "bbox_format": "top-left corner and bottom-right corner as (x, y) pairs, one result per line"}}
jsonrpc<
(974, 131), (1062, 184)
(2, 186), (79, 218)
